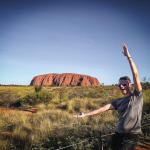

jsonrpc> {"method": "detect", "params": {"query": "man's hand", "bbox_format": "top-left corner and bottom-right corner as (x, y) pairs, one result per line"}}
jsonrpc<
(74, 112), (86, 118)
(122, 44), (131, 58)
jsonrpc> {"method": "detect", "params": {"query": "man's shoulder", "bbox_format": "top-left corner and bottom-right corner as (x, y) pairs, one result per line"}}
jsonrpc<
(130, 89), (143, 99)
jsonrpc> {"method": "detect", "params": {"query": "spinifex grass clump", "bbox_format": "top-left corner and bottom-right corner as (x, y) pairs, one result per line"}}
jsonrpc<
(0, 110), (32, 150)
(31, 110), (116, 150)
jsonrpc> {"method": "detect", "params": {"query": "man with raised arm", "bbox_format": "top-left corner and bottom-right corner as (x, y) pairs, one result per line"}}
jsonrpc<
(75, 44), (143, 150)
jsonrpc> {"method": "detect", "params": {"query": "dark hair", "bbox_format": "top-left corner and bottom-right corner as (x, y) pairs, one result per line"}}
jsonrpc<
(119, 76), (131, 83)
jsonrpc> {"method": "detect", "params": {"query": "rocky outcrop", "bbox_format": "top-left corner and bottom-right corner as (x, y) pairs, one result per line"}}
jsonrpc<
(30, 73), (100, 86)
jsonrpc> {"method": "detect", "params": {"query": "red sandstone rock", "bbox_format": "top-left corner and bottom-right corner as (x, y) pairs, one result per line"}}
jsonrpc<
(30, 73), (100, 86)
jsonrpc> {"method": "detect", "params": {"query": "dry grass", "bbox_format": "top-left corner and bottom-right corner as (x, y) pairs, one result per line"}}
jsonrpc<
(0, 86), (149, 149)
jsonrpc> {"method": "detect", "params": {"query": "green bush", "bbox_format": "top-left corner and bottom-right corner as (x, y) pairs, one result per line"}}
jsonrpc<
(34, 86), (42, 93)
(22, 90), (52, 105)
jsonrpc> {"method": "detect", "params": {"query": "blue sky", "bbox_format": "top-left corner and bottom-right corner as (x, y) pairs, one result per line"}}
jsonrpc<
(0, 0), (150, 85)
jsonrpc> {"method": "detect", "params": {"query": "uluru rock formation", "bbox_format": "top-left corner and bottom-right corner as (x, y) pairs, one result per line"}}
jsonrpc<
(30, 73), (100, 86)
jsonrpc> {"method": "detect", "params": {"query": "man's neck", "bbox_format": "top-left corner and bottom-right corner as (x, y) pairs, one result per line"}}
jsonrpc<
(126, 91), (132, 97)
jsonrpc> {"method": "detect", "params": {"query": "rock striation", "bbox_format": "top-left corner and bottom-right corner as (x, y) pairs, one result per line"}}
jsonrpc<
(30, 73), (100, 86)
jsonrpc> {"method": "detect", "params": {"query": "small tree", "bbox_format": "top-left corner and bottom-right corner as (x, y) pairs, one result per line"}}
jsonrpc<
(141, 76), (150, 90)
(34, 85), (42, 93)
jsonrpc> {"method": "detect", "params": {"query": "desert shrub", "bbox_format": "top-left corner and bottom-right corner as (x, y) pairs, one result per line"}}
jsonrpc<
(68, 92), (84, 99)
(85, 101), (97, 110)
(51, 88), (69, 104)
(58, 89), (68, 102)
(86, 91), (102, 98)
(0, 111), (32, 150)
(143, 89), (150, 113)
(22, 90), (52, 105)
(0, 86), (34, 106)
(31, 115), (116, 150)
(0, 91), (20, 106)
(32, 125), (102, 150)
(67, 99), (82, 113)
(34, 86), (42, 93)
(141, 77), (150, 90)
(56, 102), (68, 110)
(66, 98), (104, 114)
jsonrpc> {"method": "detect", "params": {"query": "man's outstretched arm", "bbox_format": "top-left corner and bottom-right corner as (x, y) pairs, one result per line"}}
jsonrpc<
(75, 103), (114, 118)
(122, 44), (142, 92)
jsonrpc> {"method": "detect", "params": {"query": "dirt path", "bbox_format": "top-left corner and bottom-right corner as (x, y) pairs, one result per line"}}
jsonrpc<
(0, 107), (37, 115)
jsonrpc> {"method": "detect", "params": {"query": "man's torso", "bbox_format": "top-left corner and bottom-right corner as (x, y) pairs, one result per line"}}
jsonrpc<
(111, 90), (143, 134)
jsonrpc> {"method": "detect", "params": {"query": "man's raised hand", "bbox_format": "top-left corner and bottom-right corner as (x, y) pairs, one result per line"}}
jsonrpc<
(122, 44), (131, 58)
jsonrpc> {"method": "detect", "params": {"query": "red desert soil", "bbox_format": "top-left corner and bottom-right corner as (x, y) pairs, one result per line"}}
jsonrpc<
(0, 107), (37, 115)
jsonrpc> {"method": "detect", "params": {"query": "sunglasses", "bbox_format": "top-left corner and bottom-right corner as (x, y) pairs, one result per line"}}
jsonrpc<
(118, 84), (127, 87)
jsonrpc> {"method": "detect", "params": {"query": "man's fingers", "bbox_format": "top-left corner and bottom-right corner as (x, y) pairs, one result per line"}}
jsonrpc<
(123, 43), (128, 47)
(73, 112), (85, 118)
(73, 114), (82, 118)
(123, 43), (128, 52)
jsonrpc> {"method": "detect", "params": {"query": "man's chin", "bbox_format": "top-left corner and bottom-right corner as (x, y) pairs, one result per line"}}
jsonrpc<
(121, 90), (127, 95)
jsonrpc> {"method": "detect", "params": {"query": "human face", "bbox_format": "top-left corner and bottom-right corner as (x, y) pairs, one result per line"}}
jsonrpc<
(118, 80), (131, 96)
